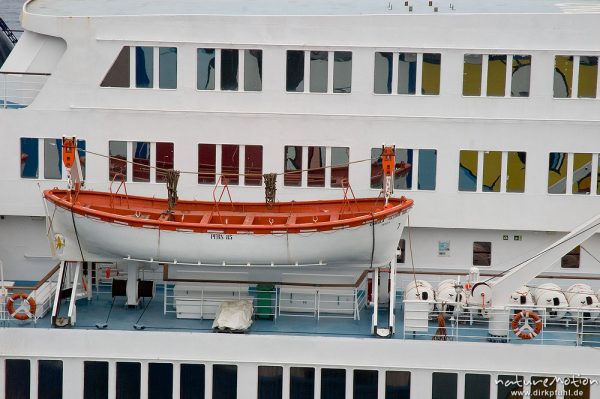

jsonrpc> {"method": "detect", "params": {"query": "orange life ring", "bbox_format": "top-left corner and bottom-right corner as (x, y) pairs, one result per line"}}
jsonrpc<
(6, 292), (36, 321)
(511, 310), (542, 340)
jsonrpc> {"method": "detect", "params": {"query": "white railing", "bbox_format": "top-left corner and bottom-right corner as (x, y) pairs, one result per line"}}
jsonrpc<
(0, 71), (50, 108)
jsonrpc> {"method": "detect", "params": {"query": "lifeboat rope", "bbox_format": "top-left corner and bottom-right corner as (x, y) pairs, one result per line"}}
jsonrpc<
(407, 214), (420, 295)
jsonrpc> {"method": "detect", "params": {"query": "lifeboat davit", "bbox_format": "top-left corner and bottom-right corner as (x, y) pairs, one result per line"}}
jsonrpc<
(43, 189), (413, 267)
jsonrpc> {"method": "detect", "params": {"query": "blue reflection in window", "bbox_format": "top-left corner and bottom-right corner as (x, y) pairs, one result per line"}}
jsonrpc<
(418, 149), (437, 190)
(136, 47), (153, 88)
(21, 137), (39, 178)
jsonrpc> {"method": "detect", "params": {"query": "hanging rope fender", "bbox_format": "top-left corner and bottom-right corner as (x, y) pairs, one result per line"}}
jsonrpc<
(6, 292), (36, 320)
(263, 173), (277, 208)
(166, 170), (180, 213)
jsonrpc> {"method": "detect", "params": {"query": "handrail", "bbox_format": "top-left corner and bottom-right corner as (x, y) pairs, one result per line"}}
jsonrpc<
(6, 262), (61, 291)
(0, 71), (51, 76)
(0, 18), (18, 45)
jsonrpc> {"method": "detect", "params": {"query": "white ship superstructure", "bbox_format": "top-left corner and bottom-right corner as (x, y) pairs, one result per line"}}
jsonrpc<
(1, 0), (600, 398)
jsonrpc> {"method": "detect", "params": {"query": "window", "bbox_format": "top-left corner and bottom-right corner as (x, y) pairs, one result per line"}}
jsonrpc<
(84, 361), (109, 399)
(197, 49), (216, 90)
(136, 46), (154, 88)
(496, 375), (523, 399)
(421, 53), (441, 95)
(307, 146), (326, 187)
(353, 370), (377, 399)
(459, 150), (478, 192)
(333, 51), (352, 93)
(564, 378), (590, 399)
(198, 144), (217, 184)
(116, 362), (141, 399)
(286, 50), (305, 92)
(180, 364), (205, 399)
(38, 360), (63, 399)
(132, 142), (150, 182)
(245, 145), (263, 186)
(321, 368), (345, 399)
(431, 372), (457, 399)
(374, 52), (435, 95)
(473, 242), (492, 266)
(398, 53), (417, 95)
(397, 239), (406, 264)
(213, 365), (237, 399)
(547, 152), (568, 194)
(310, 51), (328, 93)
(221, 144), (240, 185)
(506, 152), (526, 193)
(374, 52), (393, 94)
(284, 146), (303, 186)
(371, 148), (436, 191)
(290, 367), (315, 399)
(101, 47), (130, 88)
(460, 150), (526, 193)
(465, 374), (490, 399)
(6, 359), (30, 399)
(245, 50), (263, 91)
(149, 363), (173, 399)
(463, 54), (530, 97)
(21, 137), (39, 178)
(487, 55), (507, 97)
(159, 47), (177, 89)
(511, 55), (531, 97)
(156, 142), (175, 183)
(530, 376), (556, 399)
(554, 55), (598, 98)
(330, 147), (349, 188)
(385, 370), (410, 399)
(561, 246), (580, 268)
(287, 50), (352, 93)
(573, 153), (593, 194)
(109, 141), (127, 181)
(221, 49), (239, 91)
(482, 151), (501, 192)
(258, 366), (283, 399)
(463, 54), (483, 96)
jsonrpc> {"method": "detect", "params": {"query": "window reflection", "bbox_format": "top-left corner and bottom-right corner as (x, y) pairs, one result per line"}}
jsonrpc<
(458, 150), (478, 192)
(482, 151), (501, 192)
(321, 369), (345, 399)
(257, 366), (283, 399)
(464, 373), (490, 399)
(548, 152), (568, 194)
(84, 361), (108, 399)
(109, 141), (127, 181)
(463, 54), (482, 96)
(506, 151), (526, 193)
(286, 51), (305, 92)
(244, 145), (263, 186)
(197, 49), (215, 90)
(374, 52), (393, 94)
(148, 363), (173, 399)
(284, 146), (302, 186)
(310, 51), (328, 93)
(244, 50), (263, 91)
(116, 362), (141, 399)
(418, 149), (437, 190)
(213, 365), (237, 399)
(156, 142), (174, 183)
(290, 367), (314, 399)
(496, 375), (523, 399)
(422, 53), (441, 95)
(180, 364), (205, 399)
(333, 51), (352, 93)
(101, 47), (130, 88)
(221, 49), (239, 91)
(554, 55), (573, 98)
(511, 55), (531, 97)
(136, 46), (153, 88)
(578, 56), (598, 98)
(6, 359), (30, 399)
(159, 47), (177, 89)
(385, 370), (410, 399)
(221, 144), (240, 185)
(21, 138), (39, 178)
(487, 55), (507, 97)
(572, 153), (593, 195)
(353, 370), (377, 399)
(331, 147), (349, 187)
(44, 138), (62, 179)
(307, 146), (325, 187)
(198, 144), (216, 184)
(77, 140), (86, 180)
(395, 149), (413, 190)
(132, 142), (150, 182)
(398, 53), (417, 95)
(432, 372), (457, 399)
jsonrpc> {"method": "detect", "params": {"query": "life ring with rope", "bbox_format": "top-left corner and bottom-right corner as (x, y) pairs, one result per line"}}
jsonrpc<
(511, 310), (542, 340)
(6, 292), (36, 321)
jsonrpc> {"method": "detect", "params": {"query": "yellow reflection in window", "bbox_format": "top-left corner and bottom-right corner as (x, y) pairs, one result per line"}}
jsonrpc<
(554, 56), (573, 98)
(487, 55), (507, 97)
(422, 53), (441, 95)
(578, 56), (598, 99)
(506, 151), (526, 193)
(572, 153), (593, 195)
(463, 54), (482, 96)
(548, 152), (568, 194)
(482, 151), (501, 192)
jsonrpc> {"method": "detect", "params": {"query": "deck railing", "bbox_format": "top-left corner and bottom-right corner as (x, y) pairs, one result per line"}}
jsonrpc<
(0, 71), (50, 108)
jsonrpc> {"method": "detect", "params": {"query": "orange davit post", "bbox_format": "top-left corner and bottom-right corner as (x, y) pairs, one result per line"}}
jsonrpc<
(381, 145), (395, 207)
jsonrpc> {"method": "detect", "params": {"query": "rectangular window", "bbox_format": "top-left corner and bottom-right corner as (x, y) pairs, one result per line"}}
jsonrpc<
(180, 364), (205, 399)
(290, 367), (315, 399)
(564, 378), (590, 399)
(258, 366), (283, 399)
(149, 363), (173, 399)
(463, 54), (483, 96)
(6, 359), (30, 399)
(333, 51), (352, 93)
(554, 55), (574, 98)
(353, 370), (377, 399)
(374, 52), (393, 94)
(370, 148), (384, 189)
(221, 49), (239, 91)
(136, 46), (154, 88)
(116, 362), (141, 399)
(395, 149), (413, 190)
(20, 137), (39, 178)
(398, 53), (417, 95)
(84, 361), (109, 399)
(465, 374), (490, 399)
(548, 152), (568, 194)
(331, 147), (349, 188)
(431, 372), (457, 399)
(459, 150), (478, 192)
(561, 245), (580, 268)
(101, 46), (130, 88)
(132, 141), (151, 182)
(422, 53), (441, 95)
(473, 242), (492, 266)
(310, 51), (328, 93)
(244, 50), (263, 91)
(506, 152), (526, 193)
(244, 145), (263, 186)
(578, 56), (598, 98)
(482, 151), (502, 192)
(38, 360), (63, 399)
(397, 239), (406, 264)
(197, 49), (216, 90)
(213, 365), (237, 399)
(286, 51), (305, 92)
(511, 55), (531, 97)
(307, 146), (326, 187)
(487, 55), (507, 97)
(43, 138), (62, 179)
(496, 375), (523, 399)
(530, 377), (556, 399)
(109, 141), (128, 181)
(221, 144), (240, 185)
(284, 146), (303, 186)
(418, 149), (437, 190)
(156, 142), (174, 183)
(385, 370), (410, 399)
(159, 47), (177, 89)
(77, 140), (87, 180)
(321, 368), (346, 399)
(572, 153), (593, 194)
(198, 144), (216, 184)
